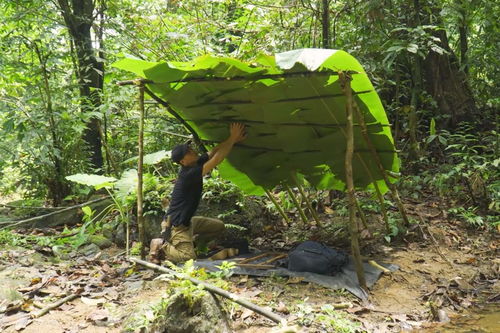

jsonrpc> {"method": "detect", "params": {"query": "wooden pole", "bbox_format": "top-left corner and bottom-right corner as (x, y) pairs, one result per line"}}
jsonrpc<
(341, 72), (367, 291)
(31, 294), (79, 318)
(0, 197), (110, 229)
(352, 102), (410, 226)
(129, 257), (287, 325)
(290, 173), (322, 227)
(354, 197), (368, 229)
(137, 85), (146, 260)
(264, 189), (292, 225)
(116, 79), (207, 153)
(285, 185), (308, 225)
(97, 124), (119, 177)
(371, 180), (391, 233)
(304, 76), (396, 232)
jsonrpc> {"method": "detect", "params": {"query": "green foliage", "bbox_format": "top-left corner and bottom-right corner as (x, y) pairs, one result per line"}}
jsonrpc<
(448, 206), (485, 227)
(293, 298), (360, 331)
(81, 206), (94, 222)
(0, 226), (88, 252)
(211, 261), (237, 279)
(384, 213), (404, 243)
(203, 170), (245, 207)
(0, 229), (28, 247)
(318, 304), (361, 333)
(130, 242), (142, 256)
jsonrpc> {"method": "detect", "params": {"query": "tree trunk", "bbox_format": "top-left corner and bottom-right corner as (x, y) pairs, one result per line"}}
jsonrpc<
(422, 3), (476, 127)
(456, 0), (469, 75)
(57, 0), (103, 170)
(32, 41), (70, 205)
(321, 0), (330, 48)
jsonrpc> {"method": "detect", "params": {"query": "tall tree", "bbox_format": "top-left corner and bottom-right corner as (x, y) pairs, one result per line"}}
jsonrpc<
(0, 0), (91, 203)
(56, 0), (104, 170)
(421, 0), (477, 126)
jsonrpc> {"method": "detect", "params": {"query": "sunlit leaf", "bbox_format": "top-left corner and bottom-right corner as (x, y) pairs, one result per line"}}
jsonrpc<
(66, 174), (117, 187)
(430, 118), (436, 136)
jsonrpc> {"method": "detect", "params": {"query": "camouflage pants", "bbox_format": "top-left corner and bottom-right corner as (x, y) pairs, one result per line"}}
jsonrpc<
(162, 216), (225, 264)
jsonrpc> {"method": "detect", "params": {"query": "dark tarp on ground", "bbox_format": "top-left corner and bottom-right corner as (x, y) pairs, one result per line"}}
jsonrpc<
(195, 255), (398, 300)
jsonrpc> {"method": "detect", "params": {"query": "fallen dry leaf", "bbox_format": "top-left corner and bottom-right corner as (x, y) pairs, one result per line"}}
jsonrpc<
(286, 277), (305, 284)
(0, 312), (33, 331)
(276, 301), (289, 314)
(86, 309), (109, 323)
(30, 277), (42, 286)
(80, 297), (106, 306)
(241, 308), (253, 319)
(240, 288), (262, 298)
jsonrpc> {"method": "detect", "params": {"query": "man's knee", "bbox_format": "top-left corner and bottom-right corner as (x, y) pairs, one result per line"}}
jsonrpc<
(191, 216), (225, 234)
(162, 242), (196, 264)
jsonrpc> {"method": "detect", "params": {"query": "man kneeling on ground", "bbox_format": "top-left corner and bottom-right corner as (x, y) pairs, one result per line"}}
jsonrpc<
(149, 123), (246, 264)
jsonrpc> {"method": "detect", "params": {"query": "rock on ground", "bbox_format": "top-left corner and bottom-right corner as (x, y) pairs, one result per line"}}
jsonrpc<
(149, 292), (231, 333)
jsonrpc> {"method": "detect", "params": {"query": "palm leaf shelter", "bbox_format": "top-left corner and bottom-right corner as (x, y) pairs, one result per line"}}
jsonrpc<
(114, 48), (408, 291)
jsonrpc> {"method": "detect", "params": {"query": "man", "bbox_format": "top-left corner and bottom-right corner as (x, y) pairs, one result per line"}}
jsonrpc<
(149, 123), (246, 264)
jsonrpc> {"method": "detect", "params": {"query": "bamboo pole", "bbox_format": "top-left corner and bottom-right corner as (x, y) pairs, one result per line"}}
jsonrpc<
(351, 102), (410, 226)
(129, 257), (286, 325)
(264, 189), (292, 225)
(285, 185), (308, 225)
(340, 72), (367, 291)
(137, 85), (146, 260)
(290, 173), (322, 227)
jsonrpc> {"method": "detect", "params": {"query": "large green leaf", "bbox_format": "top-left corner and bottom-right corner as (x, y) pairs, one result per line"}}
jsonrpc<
(66, 174), (116, 188)
(113, 48), (399, 195)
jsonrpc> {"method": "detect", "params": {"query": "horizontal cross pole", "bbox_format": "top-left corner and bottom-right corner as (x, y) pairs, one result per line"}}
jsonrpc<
(184, 118), (391, 128)
(186, 90), (372, 107)
(115, 70), (361, 86)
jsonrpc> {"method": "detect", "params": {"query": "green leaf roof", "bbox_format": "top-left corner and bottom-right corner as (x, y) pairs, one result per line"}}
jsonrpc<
(113, 49), (399, 195)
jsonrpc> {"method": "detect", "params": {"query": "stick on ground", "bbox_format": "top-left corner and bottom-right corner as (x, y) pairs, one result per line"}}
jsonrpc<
(31, 294), (79, 318)
(129, 257), (287, 325)
(0, 197), (110, 229)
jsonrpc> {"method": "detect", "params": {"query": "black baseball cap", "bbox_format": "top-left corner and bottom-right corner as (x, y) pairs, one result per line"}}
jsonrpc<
(171, 143), (190, 164)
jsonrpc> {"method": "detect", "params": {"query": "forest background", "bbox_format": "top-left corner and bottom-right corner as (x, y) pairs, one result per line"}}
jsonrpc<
(0, 0), (498, 232)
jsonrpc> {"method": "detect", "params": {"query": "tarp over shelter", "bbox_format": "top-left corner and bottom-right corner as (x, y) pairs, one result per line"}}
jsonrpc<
(113, 49), (399, 195)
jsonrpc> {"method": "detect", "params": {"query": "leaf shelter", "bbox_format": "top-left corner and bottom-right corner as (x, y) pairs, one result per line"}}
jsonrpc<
(114, 48), (407, 291)
(113, 49), (399, 196)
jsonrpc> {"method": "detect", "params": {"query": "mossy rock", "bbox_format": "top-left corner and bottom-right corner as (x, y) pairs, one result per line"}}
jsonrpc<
(151, 292), (231, 333)
(89, 235), (113, 249)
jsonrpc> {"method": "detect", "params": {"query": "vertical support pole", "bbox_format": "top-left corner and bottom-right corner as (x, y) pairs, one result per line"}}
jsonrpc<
(354, 197), (368, 229)
(265, 189), (292, 225)
(137, 84), (146, 260)
(286, 185), (308, 226)
(291, 173), (322, 227)
(372, 180), (391, 233)
(352, 102), (410, 226)
(341, 72), (367, 291)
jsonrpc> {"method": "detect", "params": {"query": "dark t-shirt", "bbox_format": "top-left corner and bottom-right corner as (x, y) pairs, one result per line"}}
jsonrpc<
(166, 153), (209, 227)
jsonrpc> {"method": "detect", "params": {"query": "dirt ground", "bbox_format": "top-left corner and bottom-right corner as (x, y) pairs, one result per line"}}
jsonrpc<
(0, 204), (499, 332)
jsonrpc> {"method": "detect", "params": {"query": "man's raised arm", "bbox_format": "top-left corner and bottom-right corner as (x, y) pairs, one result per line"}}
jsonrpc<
(202, 123), (246, 176)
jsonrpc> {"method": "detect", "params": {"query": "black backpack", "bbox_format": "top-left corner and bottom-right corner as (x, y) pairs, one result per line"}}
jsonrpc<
(288, 241), (348, 275)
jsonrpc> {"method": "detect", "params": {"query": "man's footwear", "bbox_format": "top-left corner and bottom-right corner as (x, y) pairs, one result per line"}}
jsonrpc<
(149, 238), (164, 264)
